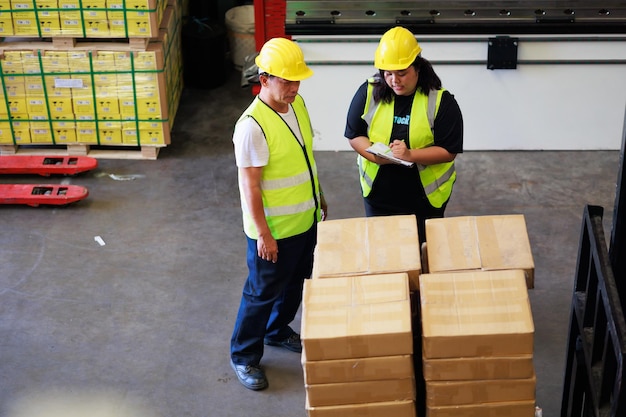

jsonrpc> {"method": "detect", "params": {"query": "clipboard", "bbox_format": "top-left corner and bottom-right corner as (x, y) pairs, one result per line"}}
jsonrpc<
(366, 142), (415, 167)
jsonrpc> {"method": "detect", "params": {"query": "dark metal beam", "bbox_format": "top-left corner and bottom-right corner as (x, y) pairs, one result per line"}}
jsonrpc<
(285, 1), (626, 35)
(610, 106), (626, 299)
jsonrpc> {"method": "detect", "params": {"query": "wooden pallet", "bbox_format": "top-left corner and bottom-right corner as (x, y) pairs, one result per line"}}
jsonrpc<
(0, 144), (164, 160)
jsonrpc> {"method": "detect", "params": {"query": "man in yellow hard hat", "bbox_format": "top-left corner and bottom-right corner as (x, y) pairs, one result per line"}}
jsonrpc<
(230, 37), (327, 390)
(345, 26), (463, 244)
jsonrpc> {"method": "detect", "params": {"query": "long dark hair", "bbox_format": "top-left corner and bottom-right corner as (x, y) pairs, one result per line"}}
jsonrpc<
(373, 55), (442, 104)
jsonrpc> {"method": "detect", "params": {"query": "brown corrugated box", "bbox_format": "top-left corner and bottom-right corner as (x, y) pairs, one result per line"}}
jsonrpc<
(301, 273), (413, 361)
(312, 216), (422, 290)
(425, 215), (535, 288)
(306, 377), (416, 407)
(420, 270), (534, 359)
(302, 350), (414, 384)
(423, 354), (535, 381)
(305, 397), (417, 417)
(426, 373), (536, 406)
(426, 400), (536, 417)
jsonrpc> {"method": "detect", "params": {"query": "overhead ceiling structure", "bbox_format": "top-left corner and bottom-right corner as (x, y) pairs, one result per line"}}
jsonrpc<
(285, 1), (626, 35)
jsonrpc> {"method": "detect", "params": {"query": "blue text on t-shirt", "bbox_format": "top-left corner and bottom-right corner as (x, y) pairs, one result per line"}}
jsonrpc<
(394, 115), (410, 125)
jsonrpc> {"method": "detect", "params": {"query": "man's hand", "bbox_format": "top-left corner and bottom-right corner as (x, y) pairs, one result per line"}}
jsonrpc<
(257, 232), (278, 263)
(320, 193), (328, 221)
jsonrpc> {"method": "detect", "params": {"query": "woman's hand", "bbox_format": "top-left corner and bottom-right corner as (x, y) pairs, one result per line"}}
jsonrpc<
(390, 139), (411, 161)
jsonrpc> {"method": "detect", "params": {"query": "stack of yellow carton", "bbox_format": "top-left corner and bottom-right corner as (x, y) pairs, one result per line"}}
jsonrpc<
(420, 270), (536, 417)
(301, 273), (416, 417)
(0, 0), (182, 158)
(0, 0), (168, 38)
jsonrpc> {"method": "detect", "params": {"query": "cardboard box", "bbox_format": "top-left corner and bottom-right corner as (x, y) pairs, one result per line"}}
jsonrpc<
(302, 273), (413, 361)
(31, 128), (54, 143)
(303, 351), (414, 384)
(423, 354), (534, 381)
(76, 128), (97, 143)
(306, 377), (415, 407)
(136, 128), (164, 145)
(425, 215), (534, 288)
(306, 397), (416, 417)
(99, 129), (123, 144)
(0, 16), (14, 35)
(427, 400), (536, 417)
(54, 129), (77, 143)
(51, 115), (75, 129)
(12, 128), (31, 144)
(312, 216), (422, 290)
(48, 97), (73, 115)
(426, 374), (536, 406)
(420, 270), (534, 359)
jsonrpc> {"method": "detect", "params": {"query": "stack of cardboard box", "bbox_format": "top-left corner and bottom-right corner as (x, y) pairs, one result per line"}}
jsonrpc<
(307, 214), (537, 416)
(0, 0), (169, 38)
(312, 215), (422, 290)
(424, 214), (535, 288)
(420, 270), (536, 417)
(301, 273), (416, 417)
(0, 0), (183, 158)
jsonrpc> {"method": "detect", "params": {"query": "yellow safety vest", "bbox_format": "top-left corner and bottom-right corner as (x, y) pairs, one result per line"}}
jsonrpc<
(358, 83), (456, 208)
(237, 95), (321, 239)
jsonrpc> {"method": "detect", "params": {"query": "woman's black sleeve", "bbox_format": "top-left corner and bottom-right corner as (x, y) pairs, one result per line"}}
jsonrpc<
(344, 82), (369, 140)
(434, 90), (464, 154)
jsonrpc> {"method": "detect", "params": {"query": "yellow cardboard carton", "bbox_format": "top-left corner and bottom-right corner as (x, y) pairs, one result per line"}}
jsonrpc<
(31, 128), (54, 144)
(54, 128), (77, 143)
(99, 129), (122, 144)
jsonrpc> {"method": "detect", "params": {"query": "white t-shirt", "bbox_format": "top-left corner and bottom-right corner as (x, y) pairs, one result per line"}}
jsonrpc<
(233, 105), (305, 168)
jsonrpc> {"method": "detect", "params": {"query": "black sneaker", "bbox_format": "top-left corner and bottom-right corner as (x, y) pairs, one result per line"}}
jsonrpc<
(264, 333), (302, 353)
(230, 360), (268, 390)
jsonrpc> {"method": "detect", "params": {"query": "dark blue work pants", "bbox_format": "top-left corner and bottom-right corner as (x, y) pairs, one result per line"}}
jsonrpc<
(230, 225), (317, 366)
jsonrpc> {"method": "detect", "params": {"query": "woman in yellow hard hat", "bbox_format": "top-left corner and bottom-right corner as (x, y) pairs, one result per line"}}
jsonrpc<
(344, 26), (463, 244)
(230, 37), (327, 391)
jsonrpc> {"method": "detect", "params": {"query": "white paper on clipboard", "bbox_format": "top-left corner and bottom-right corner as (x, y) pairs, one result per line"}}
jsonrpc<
(366, 142), (414, 167)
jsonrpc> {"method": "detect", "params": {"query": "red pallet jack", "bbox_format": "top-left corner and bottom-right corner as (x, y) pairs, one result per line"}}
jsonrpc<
(0, 155), (97, 207)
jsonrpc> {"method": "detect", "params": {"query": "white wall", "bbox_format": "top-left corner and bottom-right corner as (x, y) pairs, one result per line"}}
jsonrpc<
(296, 35), (626, 151)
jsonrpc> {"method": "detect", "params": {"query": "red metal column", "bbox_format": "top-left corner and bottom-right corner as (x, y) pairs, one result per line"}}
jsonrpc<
(252, 0), (287, 94)
(254, 0), (288, 50)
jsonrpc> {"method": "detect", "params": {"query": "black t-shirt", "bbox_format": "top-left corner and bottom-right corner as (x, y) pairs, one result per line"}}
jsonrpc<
(344, 81), (463, 212)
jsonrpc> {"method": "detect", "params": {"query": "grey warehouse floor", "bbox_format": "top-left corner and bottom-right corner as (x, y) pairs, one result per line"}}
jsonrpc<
(0, 69), (621, 417)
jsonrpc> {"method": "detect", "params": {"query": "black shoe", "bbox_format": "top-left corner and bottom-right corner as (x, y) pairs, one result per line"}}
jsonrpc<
(230, 360), (268, 391)
(264, 333), (302, 353)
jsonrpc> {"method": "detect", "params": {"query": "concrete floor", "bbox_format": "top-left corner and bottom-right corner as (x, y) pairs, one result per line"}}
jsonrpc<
(0, 69), (621, 417)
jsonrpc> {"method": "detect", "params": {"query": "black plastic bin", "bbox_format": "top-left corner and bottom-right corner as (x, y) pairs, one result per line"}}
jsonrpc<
(182, 18), (231, 89)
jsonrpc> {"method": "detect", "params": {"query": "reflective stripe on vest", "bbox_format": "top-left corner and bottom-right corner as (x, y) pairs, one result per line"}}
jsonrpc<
(237, 95), (320, 239)
(261, 170), (314, 191)
(358, 82), (456, 208)
(418, 161), (456, 195)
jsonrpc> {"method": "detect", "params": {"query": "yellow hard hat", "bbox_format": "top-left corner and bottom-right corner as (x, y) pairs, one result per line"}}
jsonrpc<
(255, 37), (313, 81)
(374, 27), (422, 70)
